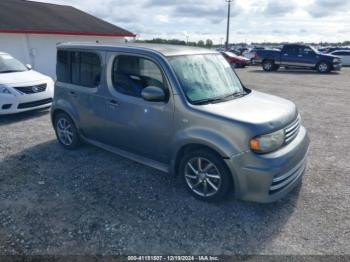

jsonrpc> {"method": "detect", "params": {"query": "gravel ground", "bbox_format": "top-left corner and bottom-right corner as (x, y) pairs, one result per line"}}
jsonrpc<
(0, 67), (349, 256)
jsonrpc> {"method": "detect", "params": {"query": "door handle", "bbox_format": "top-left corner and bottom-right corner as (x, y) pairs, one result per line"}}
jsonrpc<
(283, 54), (288, 56)
(69, 91), (77, 97)
(108, 99), (119, 109)
(109, 99), (118, 105)
(298, 55), (303, 57)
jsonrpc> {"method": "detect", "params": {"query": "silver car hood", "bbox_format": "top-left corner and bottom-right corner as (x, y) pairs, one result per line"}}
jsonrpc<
(197, 90), (298, 133)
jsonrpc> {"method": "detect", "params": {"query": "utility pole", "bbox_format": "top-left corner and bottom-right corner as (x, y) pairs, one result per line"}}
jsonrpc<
(225, 0), (233, 50)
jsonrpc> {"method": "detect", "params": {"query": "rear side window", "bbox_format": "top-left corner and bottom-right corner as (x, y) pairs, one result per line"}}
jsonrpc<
(300, 47), (313, 55)
(57, 50), (101, 88)
(283, 46), (298, 54)
(57, 51), (70, 83)
(112, 55), (165, 97)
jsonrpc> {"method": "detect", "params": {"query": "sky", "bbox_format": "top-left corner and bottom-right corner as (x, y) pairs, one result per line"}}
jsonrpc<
(34, 0), (350, 44)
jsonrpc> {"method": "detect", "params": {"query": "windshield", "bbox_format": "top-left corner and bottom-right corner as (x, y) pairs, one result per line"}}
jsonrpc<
(0, 54), (28, 73)
(309, 45), (320, 54)
(168, 54), (244, 103)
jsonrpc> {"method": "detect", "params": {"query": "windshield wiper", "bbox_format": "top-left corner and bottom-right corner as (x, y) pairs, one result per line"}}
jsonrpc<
(221, 91), (246, 99)
(192, 91), (246, 105)
(192, 97), (225, 105)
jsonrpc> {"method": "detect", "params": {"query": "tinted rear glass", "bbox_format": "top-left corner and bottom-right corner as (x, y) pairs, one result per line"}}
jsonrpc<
(57, 50), (101, 88)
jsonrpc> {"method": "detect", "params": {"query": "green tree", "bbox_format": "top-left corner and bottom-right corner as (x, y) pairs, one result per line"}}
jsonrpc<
(205, 39), (213, 48)
(197, 40), (205, 47)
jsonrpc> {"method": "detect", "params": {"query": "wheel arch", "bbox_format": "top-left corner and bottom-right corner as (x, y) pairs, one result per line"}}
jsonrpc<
(172, 143), (236, 195)
(171, 142), (234, 176)
(51, 99), (80, 129)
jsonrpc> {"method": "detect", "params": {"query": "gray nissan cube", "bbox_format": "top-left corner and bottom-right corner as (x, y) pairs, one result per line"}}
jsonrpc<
(51, 43), (310, 203)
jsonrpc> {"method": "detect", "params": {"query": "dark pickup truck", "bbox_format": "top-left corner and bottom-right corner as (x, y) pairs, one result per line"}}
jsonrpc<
(254, 44), (342, 73)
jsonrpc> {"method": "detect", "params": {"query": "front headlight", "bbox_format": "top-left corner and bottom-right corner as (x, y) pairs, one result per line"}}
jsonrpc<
(333, 58), (341, 63)
(0, 86), (12, 94)
(250, 129), (285, 153)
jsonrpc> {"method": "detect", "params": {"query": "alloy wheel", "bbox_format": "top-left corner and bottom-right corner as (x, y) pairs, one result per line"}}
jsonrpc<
(184, 157), (222, 197)
(56, 118), (74, 146)
(264, 61), (272, 71)
(319, 62), (328, 73)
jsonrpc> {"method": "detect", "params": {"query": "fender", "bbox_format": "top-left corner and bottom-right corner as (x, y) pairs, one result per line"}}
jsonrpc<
(170, 127), (243, 174)
(50, 98), (81, 129)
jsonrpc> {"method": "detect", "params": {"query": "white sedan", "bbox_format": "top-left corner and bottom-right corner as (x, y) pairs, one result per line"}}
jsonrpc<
(330, 50), (350, 66)
(0, 52), (54, 115)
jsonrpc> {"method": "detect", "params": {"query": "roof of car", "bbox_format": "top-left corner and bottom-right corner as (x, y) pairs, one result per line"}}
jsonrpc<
(57, 42), (218, 57)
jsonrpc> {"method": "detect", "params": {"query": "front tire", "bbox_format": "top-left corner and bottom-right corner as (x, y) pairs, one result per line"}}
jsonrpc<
(54, 113), (81, 150)
(179, 150), (232, 201)
(317, 61), (330, 73)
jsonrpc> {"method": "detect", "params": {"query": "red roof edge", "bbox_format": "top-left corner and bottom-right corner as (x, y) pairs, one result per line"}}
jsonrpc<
(0, 29), (136, 37)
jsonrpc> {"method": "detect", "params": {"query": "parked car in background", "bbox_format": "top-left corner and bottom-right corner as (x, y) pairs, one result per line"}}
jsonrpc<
(0, 52), (54, 115)
(254, 44), (342, 73)
(227, 49), (241, 56)
(319, 47), (350, 53)
(221, 51), (250, 68)
(330, 50), (350, 66)
(51, 43), (309, 203)
(242, 48), (264, 63)
(216, 47), (225, 52)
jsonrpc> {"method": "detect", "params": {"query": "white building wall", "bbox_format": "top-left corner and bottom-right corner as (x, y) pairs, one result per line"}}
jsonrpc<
(0, 33), (125, 78)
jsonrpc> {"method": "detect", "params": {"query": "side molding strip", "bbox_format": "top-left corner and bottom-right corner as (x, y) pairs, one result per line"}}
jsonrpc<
(81, 136), (170, 174)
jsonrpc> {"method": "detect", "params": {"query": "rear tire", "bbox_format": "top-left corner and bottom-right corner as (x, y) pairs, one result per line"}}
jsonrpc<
(54, 113), (81, 150)
(262, 60), (275, 71)
(179, 149), (232, 202)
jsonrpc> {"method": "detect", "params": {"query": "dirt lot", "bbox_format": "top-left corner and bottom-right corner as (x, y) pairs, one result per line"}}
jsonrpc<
(0, 67), (349, 256)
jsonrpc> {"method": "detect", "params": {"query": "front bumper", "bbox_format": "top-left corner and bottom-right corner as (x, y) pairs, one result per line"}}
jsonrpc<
(332, 63), (342, 71)
(0, 90), (53, 115)
(225, 126), (310, 203)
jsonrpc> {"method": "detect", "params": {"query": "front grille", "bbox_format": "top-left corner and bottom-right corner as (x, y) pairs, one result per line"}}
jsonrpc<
(13, 84), (47, 94)
(284, 116), (300, 145)
(17, 98), (52, 109)
(269, 154), (307, 194)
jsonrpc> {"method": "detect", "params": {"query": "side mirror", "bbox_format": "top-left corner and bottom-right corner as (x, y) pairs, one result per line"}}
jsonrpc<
(26, 64), (32, 70)
(141, 86), (166, 102)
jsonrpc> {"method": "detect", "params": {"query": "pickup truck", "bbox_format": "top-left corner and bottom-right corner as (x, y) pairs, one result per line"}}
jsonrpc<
(253, 44), (342, 73)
